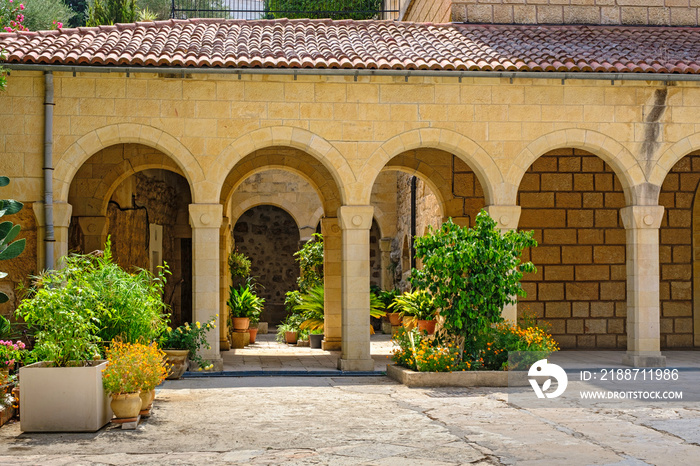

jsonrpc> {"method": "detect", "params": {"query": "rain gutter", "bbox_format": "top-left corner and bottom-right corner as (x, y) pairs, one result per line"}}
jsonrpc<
(43, 71), (55, 270)
(5, 63), (700, 83)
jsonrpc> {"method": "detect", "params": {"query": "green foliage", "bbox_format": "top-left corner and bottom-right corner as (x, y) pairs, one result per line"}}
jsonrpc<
(389, 289), (435, 320)
(275, 313), (303, 343)
(294, 233), (323, 294)
(64, 0), (88, 26)
(16, 239), (170, 366)
(297, 285), (324, 331)
(227, 282), (265, 323)
(0, 175), (26, 305)
(22, 0), (74, 31)
(158, 316), (216, 369)
(137, 0), (169, 19)
(263, 0), (383, 20)
(471, 322), (560, 371)
(86, 0), (136, 26)
(374, 288), (399, 310)
(411, 211), (536, 351)
(228, 249), (251, 288)
(0, 315), (10, 339)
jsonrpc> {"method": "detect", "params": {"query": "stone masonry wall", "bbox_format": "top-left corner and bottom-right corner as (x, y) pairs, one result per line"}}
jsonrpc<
(450, 1), (700, 26)
(657, 151), (700, 348)
(518, 149), (627, 350)
(233, 205), (300, 324)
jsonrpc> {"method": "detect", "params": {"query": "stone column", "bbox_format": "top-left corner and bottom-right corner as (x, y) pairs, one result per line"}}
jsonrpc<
(321, 218), (342, 351)
(379, 238), (393, 290)
(620, 206), (666, 367)
(53, 202), (72, 268)
(77, 216), (108, 253)
(189, 204), (224, 370)
(219, 216), (231, 351)
(484, 205), (522, 323)
(337, 205), (375, 372)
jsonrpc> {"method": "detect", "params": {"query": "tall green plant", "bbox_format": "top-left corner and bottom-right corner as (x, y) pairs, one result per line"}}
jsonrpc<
(297, 285), (386, 332)
(263, 0), (383, 20)
(227, 283), (265, 323)
(295, 233), (323, 294)
(86, 0), (136, 26)
(411, 211), (536, 355)
(0, 175), (26, 305)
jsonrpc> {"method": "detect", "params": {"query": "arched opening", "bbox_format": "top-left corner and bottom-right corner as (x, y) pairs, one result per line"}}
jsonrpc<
(517, 149), (627, 349)
(67, 143), (193, 327)
(658, 150), (700, 348)
(233, 205), (301, 324)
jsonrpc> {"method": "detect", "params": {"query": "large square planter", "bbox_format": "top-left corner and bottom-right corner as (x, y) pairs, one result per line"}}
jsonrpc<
(19, 361), (113, 432)
(387, 364), (529, 387)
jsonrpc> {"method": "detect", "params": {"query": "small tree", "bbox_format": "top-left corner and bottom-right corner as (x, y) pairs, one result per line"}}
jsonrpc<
(0, 175), (26, 304)
(410, 210), (536, 356)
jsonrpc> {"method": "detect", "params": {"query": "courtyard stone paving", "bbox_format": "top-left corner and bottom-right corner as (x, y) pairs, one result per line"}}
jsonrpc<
(1, 373), (698, 465)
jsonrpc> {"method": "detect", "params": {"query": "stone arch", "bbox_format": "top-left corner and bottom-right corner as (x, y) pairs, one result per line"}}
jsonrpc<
(508, 129), (641, 205)
(382, 165), (449, 218)
(211, 127), (354, 206)
(359, 128), (502, 205)
(230, 198), (318, 238)
(55, 123), (203, 204)
(650, 133), (700, 190)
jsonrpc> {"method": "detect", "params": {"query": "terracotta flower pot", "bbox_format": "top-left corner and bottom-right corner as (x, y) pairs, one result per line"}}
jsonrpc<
(163, 349), (189, 380)
(417, 319), (437, 334)
(110, 392), (141, 419)
(285, 331), (298, 344)
(248, 327), (258, 344)
(388, 312), (402, 326)
(231, 317), (250, 332)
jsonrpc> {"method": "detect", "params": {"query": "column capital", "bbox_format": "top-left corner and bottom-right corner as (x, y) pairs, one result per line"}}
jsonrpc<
(484, 205), (522, 230)
(77, 216), (108, 236)
(379, 238), (392, 253)
(620, 205), (664, 230)
(337, 205), (374, 230)
(189, 204), (223, 229)
(321, 217), (341, 236)
(53, 202), (73, 228)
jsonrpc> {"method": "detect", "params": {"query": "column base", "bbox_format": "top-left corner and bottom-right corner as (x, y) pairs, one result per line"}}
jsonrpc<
(322, 338), (341, 351)
(220, 338), (231, 351)
(338, 358), (374, 372)
(622, 352), (666, 368)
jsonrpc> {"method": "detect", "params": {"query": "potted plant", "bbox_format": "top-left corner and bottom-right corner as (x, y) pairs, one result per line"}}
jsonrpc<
(159, 317), (216, 378)
(133, 342), (167, 414)
(227, 281), (265, 343)
(0, 339), (25, 382)
(15, 241), (171, 432)
(376, 289), (401, 326)
(389, 289), (436, 334)
(102, 341), (143, 420)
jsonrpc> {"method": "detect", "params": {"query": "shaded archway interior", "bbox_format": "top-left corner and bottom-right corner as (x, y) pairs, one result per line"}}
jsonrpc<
(67, 143), (193, 327)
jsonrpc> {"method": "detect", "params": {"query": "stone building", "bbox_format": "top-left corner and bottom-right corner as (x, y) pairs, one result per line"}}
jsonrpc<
(1, 3), (699, 369)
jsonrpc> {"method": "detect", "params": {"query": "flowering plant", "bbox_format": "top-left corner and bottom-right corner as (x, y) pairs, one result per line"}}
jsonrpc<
(102, 341), (143, 395)
(0, 339), (25, 368)
(0, 0), (27, 33)
(159, 316), (216, 370)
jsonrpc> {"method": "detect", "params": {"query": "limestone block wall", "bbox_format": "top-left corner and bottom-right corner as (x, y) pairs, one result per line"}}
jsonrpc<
(657, 151), (700, 348)
(518, 149), (627, 349)
(450, 0), (700, 26)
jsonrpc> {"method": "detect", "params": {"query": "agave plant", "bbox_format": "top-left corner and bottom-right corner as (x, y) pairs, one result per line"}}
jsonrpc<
(0, 175), (25, 304)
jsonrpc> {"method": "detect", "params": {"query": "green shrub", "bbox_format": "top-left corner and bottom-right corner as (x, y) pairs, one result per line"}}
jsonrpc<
(0, 175), (26, 305)
(263, 0), (383, 20)
(22, 0), (74, 31)
(471, 322), (560, 371)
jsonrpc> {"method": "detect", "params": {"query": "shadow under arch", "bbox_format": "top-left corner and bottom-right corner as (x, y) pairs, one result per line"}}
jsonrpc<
(55, 123), (203, 205)
(358, 127), (502, 206)
(230, 198), (321, 237)
(507, 129), (641, 205)
(210, 127), (354, 207)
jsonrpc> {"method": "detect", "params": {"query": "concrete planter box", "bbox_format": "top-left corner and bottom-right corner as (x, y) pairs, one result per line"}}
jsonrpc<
(387, 364), (529, 387)
(19, 361), (112, 432)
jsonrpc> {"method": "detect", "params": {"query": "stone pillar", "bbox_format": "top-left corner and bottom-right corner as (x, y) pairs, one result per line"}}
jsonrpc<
(337, 205), (375, 372)
(77, 216), (108, 253)
(219, 216), (231, 351)
(321, 218), (342, 351)
(620, 206), (666, 367)
(53, 202), (72, 268)
(189, 203), (224, 370)
(379, 238), (393, 290)
(484, 205), (522, 323)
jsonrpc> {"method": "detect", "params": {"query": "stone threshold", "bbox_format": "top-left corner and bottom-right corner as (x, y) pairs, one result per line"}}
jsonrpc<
(182, 370), (387, 378)
(387, 364), (530, 387)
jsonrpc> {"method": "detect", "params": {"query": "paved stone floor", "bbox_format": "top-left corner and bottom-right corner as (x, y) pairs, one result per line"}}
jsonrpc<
(221, 332), (394, 373)
(1, 374), (698, 465)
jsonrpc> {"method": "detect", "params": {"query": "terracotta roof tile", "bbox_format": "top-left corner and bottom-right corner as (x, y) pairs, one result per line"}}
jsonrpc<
(0, 18), (699, 74)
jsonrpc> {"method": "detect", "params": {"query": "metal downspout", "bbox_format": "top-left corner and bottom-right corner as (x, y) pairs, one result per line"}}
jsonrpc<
(43, 71), (55, 270)
(410, 176), (417, 270)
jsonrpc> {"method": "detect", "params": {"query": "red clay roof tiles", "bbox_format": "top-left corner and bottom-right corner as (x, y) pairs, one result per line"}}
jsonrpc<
(0, 18), (699, 74)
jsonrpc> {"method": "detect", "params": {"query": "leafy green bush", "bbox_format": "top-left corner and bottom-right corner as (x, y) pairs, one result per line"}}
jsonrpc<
(471, 322), (560, 371)
(22, 0), (74, 31)
(228, 249), (251, 288)
(388, 289), (435, 320)
(263, 0), (383, 20)
(0, 176), (26, 305)
(16, 240), (170, 366)
(86, 0), (136, 26)
(411, 211), (536, 356)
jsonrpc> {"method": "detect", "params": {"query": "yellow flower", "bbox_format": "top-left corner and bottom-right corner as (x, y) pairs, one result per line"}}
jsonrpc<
(196, 322), (201, 329)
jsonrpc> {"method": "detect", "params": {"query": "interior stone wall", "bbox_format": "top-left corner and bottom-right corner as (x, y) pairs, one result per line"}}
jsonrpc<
(233, 205), (300, 324)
